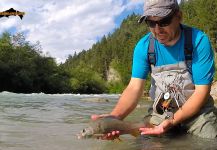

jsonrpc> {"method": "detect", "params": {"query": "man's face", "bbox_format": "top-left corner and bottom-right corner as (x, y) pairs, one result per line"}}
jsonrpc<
(146, 11), (182, 46)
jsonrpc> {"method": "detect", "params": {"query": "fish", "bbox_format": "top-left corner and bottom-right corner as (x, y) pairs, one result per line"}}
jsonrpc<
(77, 116), (152, 139)
(0, 8), (25, 20)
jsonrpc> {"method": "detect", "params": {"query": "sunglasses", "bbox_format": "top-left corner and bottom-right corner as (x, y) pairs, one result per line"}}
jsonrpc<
(145, 13), (175, 28)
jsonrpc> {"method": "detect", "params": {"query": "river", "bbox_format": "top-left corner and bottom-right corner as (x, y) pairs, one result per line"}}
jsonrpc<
(0, 92), (216, 150)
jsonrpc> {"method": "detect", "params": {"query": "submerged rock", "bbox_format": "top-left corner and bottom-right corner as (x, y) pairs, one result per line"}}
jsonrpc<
(80, 98), (110, 103)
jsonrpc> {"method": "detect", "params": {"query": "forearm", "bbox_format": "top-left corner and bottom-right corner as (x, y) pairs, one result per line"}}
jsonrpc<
(110, 87), (143, 119)
(110, 78), (145, 120)
(172, 85), (211, 125)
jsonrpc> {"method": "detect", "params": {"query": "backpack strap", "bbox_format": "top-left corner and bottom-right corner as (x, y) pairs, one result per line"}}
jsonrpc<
(183, 26), (193, 73)
(183, 26), (193, 61)
(148, 34), (156, 66)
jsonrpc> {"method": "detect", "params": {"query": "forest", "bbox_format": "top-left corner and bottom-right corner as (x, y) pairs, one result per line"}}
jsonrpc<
(0, 0), (217, 94)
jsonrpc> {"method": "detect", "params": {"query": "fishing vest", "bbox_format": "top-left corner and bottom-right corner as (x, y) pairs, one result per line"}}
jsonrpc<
(148, 26), (195, 116)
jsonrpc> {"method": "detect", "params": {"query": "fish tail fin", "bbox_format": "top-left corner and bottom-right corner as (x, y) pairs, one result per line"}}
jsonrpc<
(130, 129), (140, 137)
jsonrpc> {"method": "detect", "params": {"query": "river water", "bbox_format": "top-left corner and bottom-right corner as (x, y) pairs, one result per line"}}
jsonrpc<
(0, 92), (216, 150)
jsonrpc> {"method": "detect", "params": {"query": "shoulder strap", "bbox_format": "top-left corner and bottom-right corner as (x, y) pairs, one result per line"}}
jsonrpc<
(183, 26), (193, 61)
(148, 34), (156, 66)
(183, 26), (193, 74)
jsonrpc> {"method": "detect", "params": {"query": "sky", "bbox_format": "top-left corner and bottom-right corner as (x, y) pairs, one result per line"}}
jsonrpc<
(0, 0), (180, 63)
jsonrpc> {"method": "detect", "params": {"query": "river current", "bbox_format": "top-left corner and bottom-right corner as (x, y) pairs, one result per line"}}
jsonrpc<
(0, 92), (216, 150)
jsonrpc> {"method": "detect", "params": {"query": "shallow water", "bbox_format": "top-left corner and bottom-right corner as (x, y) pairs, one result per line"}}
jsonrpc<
(0, 92), (216, 150)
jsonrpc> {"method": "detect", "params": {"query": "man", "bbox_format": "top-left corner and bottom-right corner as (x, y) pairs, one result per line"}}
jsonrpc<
(92, 0), (217, 139)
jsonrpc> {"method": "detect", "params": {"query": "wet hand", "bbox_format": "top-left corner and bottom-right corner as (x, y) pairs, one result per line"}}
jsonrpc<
(99, 130), (120, 140)
(91, 114), (111, 121)
(139, 119), (173, 135)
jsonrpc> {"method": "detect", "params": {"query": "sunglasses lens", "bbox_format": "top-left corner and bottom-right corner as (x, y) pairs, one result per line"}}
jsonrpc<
(158, 16), (173, 27)
(146, 13), (174, 28)
(146, 20), (156, 28)
(158, 22), (170, 27)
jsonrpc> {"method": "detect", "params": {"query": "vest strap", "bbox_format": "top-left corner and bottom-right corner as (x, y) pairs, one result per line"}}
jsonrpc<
(148, 34), (156, 66)
(184, 26), (193, 61)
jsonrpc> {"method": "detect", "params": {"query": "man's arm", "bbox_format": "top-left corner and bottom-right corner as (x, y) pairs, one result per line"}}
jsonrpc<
(110, 78), (145, 120)
(91, 77), (145, 120)
(91, 77), (145, 140)
(140, 84), (211, 135)
(172, 84), (211, 125)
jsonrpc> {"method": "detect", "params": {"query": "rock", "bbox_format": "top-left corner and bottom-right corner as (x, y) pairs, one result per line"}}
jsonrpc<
(80, 98), (110, 103)
(211, 81), (217, 101)
(107, 67), (121, 82)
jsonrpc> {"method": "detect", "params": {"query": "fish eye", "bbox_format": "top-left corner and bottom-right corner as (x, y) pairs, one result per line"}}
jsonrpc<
(82, 129), (86, 133)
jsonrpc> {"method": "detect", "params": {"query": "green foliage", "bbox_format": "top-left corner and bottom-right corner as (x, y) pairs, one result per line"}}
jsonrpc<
(0, 32), (70, 93)
(68, 62), (107, 94)
(107, 81), (125, 94)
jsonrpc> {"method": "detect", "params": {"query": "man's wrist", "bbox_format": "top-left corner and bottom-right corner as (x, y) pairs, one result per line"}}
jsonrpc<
(171, 118), (176, 126)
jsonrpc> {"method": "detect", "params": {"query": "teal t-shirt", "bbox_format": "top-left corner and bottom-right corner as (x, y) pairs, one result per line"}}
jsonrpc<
(132, 25), (215, 85)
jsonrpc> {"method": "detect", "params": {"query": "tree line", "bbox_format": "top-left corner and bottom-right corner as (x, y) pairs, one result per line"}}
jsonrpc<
(0, 0), (216, 94)
(0, 32), (71, 93)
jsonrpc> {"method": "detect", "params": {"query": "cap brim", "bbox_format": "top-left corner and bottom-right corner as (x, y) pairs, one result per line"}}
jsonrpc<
(138, 15), (147, 23)
(138, 8), (172, 23)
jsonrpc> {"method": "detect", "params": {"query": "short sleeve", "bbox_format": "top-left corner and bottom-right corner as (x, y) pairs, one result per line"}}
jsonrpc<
(191, 30), (215, 85)
(131, 34), (151, 79)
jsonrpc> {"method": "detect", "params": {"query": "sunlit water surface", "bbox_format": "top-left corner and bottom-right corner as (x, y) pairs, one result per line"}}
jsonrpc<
(0, 92), (216, 150)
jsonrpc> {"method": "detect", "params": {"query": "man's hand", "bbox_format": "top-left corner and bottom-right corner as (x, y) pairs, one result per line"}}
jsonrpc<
(139, 119), (173, 135)
(91, 114), (120, 140)
(91, 114), (111, 121)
